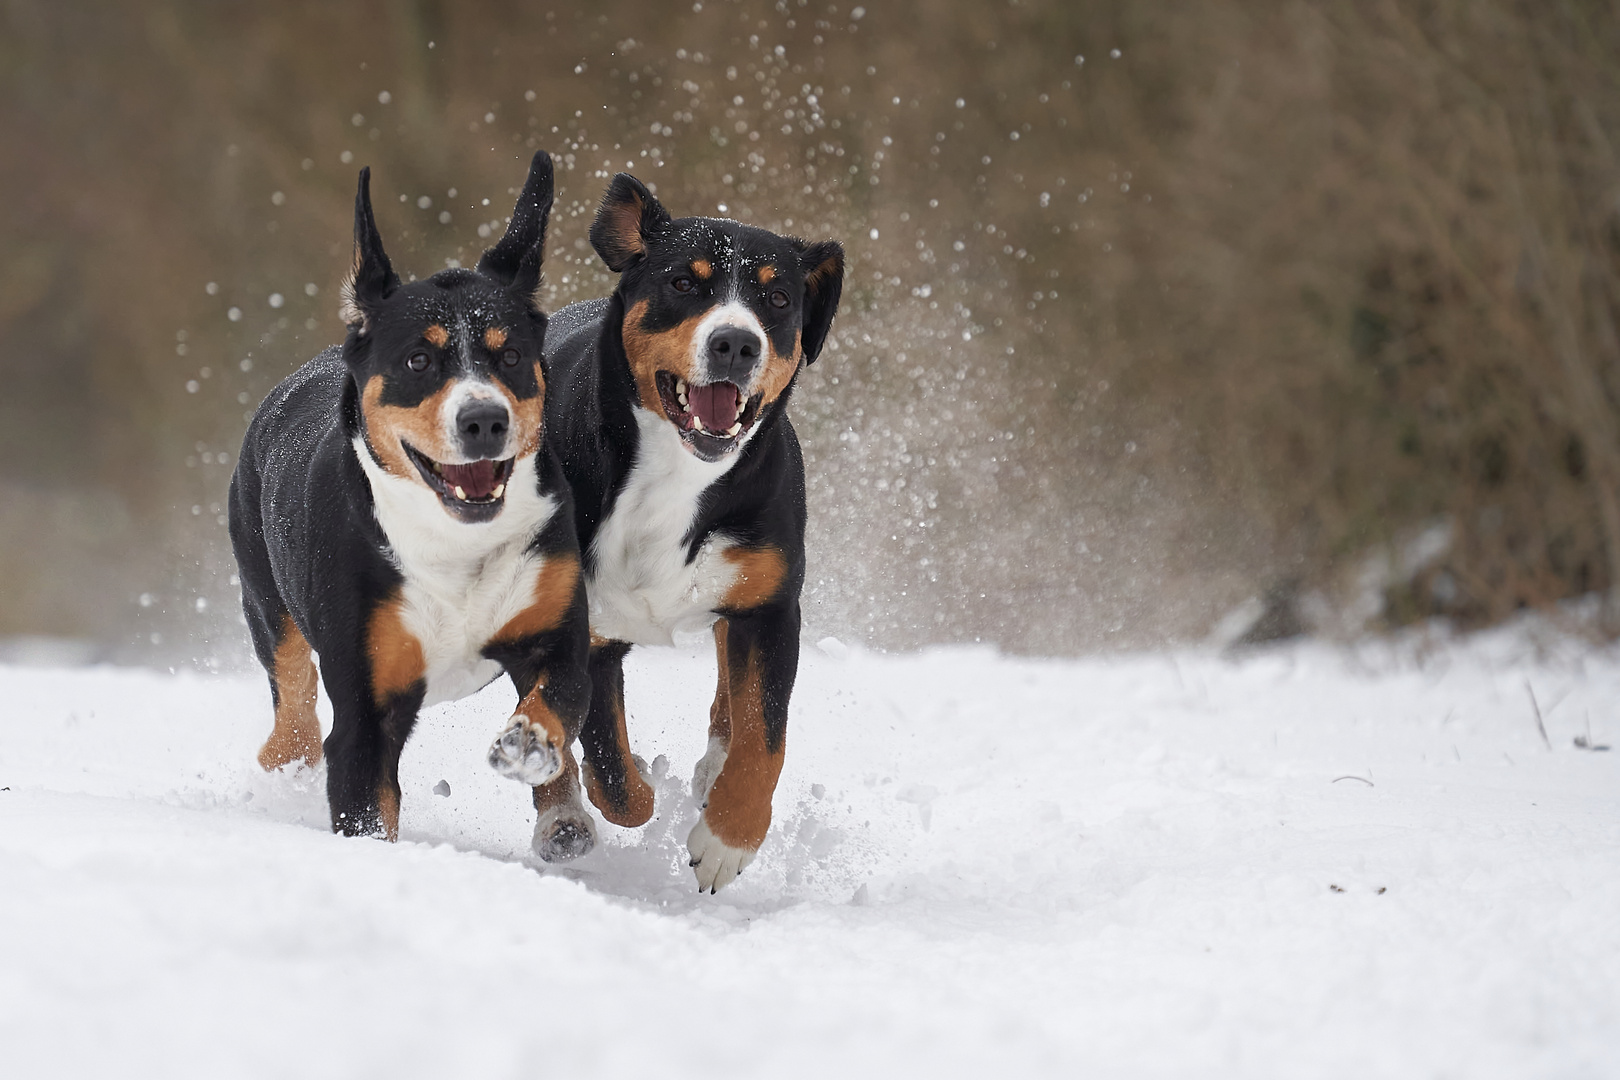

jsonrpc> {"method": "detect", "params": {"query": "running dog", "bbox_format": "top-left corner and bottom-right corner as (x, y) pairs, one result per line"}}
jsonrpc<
(229, 151), (599, 860)
(543, 173), (844, 891)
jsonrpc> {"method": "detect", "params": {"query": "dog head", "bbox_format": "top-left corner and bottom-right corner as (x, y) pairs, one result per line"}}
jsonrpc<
(341, 151), (554, 524)
(589, 173), (844, 463)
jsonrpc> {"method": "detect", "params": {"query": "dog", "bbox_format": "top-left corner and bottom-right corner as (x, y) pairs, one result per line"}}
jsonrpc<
(543, 173), (844, 892)
(228, 151), (600, 860)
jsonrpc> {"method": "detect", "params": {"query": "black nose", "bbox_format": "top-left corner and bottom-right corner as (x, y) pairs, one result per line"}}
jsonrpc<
(456, 399), (510, 459)
(705, 326), (762, 384)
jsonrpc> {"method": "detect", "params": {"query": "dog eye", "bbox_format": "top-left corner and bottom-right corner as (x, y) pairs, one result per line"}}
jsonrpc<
(406, 351), (430, 372)
(501, 347), (521, 368)
(769, 288), (791, 309)
(671, 276), (695, 293)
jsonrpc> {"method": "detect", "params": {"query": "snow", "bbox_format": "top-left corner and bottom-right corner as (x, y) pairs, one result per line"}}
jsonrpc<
(2, 629), (1618, 1078)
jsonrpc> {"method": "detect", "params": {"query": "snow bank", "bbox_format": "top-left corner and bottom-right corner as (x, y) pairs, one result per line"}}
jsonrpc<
(2, 631), (1617, 1078)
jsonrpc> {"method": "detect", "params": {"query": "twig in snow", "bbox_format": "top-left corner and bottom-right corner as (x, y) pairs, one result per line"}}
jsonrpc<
(1524, 680), (1552, 750)
(1332, 775), (1375, 786)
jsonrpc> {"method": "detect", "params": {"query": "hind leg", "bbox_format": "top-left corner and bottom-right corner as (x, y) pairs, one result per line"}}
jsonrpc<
(257, 614), (323, 771)
(579, 640), (656, 827)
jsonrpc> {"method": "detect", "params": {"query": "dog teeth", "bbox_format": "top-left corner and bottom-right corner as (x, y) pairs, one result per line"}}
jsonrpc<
(727, 422), (742, 437)
(691, 415), (706, 433)
(491, 483), (505, 499)
(453, 485), (467, 500)
(677, 378), (689, 408)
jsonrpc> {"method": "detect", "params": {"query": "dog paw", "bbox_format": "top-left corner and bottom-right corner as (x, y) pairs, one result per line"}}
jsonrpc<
(691, 736), (728, 806)
(488, 715), (563, 786)
(686, 816), (755, 894)
(533, 803), (597, 862)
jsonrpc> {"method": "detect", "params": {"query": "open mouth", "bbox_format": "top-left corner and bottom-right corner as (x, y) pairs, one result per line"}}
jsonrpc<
(656, 372), (763, 458)
(403, 442), (514, 519)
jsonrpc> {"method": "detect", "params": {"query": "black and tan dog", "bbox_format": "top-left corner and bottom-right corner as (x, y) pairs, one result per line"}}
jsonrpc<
(229, 151), (599, 860)
(543, 173), (844, 892)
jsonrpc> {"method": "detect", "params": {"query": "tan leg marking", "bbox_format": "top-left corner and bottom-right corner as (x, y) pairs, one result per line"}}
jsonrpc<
(703, 639), (784, 851)
(621, 299), (704, 414)
(376, 783), (400, 842)
(368, 593), (425, 706)
(534, 743), (583, 816)
(709, 619), (733, 746)
(492, 554), (579, 644)
(582, 671), (655, 828)
(258, 614), (323, 771)
(721, 546), (788, 611)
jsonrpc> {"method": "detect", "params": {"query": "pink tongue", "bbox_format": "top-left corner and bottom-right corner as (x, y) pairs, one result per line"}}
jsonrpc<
(439, 460), (498, 499)
(688, 381), (740, 433)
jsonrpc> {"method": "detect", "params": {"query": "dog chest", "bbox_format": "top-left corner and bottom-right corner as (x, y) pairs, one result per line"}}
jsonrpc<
(586, 409), (742, 646)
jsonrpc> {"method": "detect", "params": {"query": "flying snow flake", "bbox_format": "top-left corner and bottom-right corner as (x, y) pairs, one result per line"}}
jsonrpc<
(227, 307), (242, 322)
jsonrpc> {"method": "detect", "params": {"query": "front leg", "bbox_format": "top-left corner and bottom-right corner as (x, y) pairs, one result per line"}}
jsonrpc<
(579, 640), (656, 827)
(483, 551), (594, 859)
(323, 593), (427, 841)
(687, 605), (799, 893)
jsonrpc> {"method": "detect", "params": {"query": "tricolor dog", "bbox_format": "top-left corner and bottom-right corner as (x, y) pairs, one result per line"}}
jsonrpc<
(544, 173), (845, 892)
(229, 151), (600, 860)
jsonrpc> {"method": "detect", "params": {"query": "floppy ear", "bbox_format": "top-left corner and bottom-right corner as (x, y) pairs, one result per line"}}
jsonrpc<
(476, 150), (554, 310)
(797, 239), (844, 364)
(589, 173), (672, 273)
(340, 167), (401, 334)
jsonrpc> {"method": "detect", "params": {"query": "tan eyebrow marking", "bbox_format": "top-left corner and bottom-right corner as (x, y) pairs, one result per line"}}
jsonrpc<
(484, 326), (508, 350)
(423, 324), (449, 348)
(691, 259), (713, 280)
(758, 265), (777, 284)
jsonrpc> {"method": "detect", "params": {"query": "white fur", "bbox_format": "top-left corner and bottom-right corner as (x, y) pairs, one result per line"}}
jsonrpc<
(691, 735), (728, 806)
(687, 816), (755, 893)
(690, 300), (773, 397)
(354, 435), (560, 707)
(585, 407), (750, 646)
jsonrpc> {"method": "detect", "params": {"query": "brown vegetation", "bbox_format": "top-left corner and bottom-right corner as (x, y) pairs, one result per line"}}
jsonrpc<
(1, 0), (1618, 659)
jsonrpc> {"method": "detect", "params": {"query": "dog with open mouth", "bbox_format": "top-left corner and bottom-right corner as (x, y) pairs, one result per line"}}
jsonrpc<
(228, 151), (599, 860)
(543, 172), (845, 892)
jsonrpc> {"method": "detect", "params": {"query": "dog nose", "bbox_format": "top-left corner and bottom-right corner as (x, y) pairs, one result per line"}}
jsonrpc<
(705, 326), (762, 384)
(456, 399), (510, 459)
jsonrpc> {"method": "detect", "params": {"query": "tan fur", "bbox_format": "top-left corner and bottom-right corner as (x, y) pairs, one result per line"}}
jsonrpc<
(483, 326), (508, 350)
(512, 685), (569, 752)
(599, 189), (647, 264)
(361, 375), (457, 478)
(691, 259), (713, 281)
(423, 324), (449, 348)
(534, 744), (584, 814)
(257, 614), (323, 770)
(708, 619), (733, 745)
(721, 546), (788, 611)
(754, 332), (802, 411)
(377, 784), (401, 842)
(757, 265), (777, 284)
(367, 593), (425, 705)
(621, 299), (704, 414)
(492, 554), (579, 644)
(702, 637), (783, 850)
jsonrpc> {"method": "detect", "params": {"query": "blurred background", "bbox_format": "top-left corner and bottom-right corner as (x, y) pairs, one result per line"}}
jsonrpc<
(3, 0), (1619, 667)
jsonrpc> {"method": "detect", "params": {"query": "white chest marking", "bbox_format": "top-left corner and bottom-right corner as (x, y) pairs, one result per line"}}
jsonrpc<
(354, 437), (560, 707)
(587, 408), (746, 646)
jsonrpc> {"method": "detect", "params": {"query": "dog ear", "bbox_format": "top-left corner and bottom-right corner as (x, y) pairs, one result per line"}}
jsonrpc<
(797, 240), (844, 364)
(340, 167), (400, 334)
(590, 173), (671, 273)
(476, 150), (554, 310)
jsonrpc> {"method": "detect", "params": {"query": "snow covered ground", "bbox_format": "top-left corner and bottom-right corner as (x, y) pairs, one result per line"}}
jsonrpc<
(2, 626), (1617, 1078)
